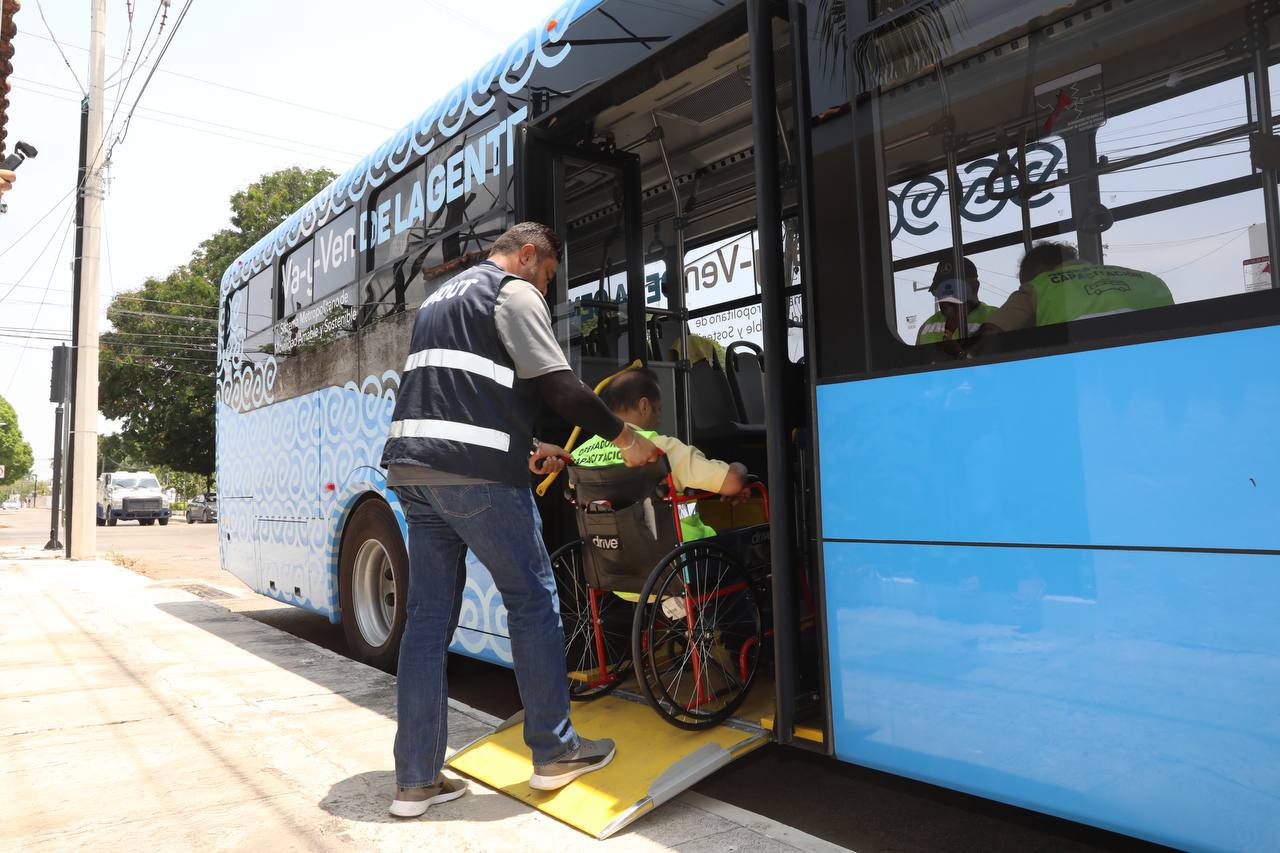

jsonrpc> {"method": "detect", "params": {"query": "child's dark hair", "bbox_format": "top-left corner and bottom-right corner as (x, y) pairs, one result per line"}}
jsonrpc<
(601, 367), (662, 411)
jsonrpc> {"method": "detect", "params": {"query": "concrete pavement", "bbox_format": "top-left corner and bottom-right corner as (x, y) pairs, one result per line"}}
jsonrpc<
(0, 545), (846, 852)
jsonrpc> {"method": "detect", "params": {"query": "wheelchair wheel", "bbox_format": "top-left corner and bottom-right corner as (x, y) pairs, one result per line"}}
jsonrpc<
(630, 541), (763, 730)
(549, 540), (630, 701)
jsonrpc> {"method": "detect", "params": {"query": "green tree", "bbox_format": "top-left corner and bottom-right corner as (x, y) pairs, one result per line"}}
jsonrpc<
(98, 432), (148, 473)
(98, 167), (336, 481)
(0, 395), (34, 486)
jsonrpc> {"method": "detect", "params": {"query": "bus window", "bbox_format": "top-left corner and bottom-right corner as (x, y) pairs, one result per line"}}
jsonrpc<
(361, 117), (511, 325)
(844, 0), (1280, 373)
(244, 266), (273, 338)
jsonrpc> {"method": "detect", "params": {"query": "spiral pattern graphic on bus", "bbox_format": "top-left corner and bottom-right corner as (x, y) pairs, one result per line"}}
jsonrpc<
(216, 371), (514, 665)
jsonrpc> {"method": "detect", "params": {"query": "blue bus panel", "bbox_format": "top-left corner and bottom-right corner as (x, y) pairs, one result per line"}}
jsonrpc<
(816, 327), (1280, 851)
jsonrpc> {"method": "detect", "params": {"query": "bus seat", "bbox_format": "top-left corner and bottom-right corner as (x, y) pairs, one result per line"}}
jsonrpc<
(726, 341), (765, 424)
(690, 356), (766, 447)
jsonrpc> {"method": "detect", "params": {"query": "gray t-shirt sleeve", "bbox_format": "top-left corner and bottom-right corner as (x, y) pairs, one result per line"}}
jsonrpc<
(494, 280), (571, 379)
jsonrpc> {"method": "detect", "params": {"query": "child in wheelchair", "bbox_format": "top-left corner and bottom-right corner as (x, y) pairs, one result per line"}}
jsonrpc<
(557, 369), (771, 727)
(571, 367), (756, 534)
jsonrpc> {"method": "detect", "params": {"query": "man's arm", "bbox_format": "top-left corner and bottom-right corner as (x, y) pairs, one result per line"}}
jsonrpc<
(534, 371), (657, 466)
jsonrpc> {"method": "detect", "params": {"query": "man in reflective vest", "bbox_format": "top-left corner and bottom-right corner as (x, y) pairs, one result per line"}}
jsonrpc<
(982, 241), (1174, 332)
(915, 257), (996, 345)
(381, 222), (658, 816)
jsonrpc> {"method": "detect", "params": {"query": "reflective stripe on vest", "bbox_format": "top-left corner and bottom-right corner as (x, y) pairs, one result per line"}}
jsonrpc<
(388, 418), (511, 452)
(915, 303), (997, 345)
(403, 347), (515, 388)
(1030, 262), (1174, 326)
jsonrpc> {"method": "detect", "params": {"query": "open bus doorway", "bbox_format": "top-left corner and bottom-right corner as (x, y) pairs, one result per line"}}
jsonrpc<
(509, 1), (828, 768)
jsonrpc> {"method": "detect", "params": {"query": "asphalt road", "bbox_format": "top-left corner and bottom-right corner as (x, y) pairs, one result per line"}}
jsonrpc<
(0, 507), (1172, 852)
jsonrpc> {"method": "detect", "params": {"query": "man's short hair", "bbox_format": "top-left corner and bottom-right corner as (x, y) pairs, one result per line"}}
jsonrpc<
(601, 367), (662, 412)
(1019, 242), (1078, 284)
(489, 221), (564, 263)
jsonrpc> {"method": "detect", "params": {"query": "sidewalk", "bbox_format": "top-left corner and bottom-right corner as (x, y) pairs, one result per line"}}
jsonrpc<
(0, 547), (845, 852)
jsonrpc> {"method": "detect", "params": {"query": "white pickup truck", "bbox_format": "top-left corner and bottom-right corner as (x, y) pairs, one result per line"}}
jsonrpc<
(96, 471), (172, 526)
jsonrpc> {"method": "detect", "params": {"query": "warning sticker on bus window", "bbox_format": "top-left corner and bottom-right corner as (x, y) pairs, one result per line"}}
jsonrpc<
(1034, 64), (1106, 136)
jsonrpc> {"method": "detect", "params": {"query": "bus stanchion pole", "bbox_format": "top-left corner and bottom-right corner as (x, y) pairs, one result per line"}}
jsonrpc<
(747, 0), (798, 746)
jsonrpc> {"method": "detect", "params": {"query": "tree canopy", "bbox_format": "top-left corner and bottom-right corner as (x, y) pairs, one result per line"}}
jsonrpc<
(98, 167), (336, 479)
(0, 395), (34, 485)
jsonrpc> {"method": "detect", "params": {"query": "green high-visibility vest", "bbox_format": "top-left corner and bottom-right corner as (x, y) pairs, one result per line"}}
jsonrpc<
(572, 429), (717, 543)
(1030, 261), (1173, 326)
(915, 302), (997, 345)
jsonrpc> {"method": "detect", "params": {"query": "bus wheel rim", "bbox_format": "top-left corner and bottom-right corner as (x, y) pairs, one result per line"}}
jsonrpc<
(352, 538), (395, 648)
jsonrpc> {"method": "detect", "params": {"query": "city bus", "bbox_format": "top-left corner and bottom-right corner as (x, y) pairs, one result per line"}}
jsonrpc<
(216, 0), (1280, 847)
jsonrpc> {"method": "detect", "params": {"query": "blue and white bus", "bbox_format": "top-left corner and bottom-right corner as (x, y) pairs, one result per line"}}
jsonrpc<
(217, 0), (1280, 847)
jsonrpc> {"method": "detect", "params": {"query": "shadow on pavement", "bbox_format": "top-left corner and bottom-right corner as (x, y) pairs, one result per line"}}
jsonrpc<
(320, 771), (525, 825)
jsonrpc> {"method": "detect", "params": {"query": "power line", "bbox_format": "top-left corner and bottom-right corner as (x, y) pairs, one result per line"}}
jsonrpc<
(0, 191), (77, 263)
(109, 0), (198, 158)
(12, 77), (362, 158)
(33, 0), (86, 95)
(12, 76), (363, 157)
(21, 29), (395, 130)
(0, 204), (76, 305)
(12, 84), (353, 163)
(3, 216), (76, 393)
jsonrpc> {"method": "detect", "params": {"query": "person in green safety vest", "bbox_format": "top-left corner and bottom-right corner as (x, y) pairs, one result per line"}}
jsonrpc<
(981, 241), (1174, 333)
(915, 257), (997, 346)
(571, 367), (753, 544)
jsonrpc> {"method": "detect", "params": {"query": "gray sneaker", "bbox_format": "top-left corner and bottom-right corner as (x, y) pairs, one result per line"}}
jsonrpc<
(529, 737), (616, 791)
(389, 776), (467, 818)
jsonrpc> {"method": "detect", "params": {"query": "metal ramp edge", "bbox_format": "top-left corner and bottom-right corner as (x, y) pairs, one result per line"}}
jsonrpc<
(447, 693), (769, 839)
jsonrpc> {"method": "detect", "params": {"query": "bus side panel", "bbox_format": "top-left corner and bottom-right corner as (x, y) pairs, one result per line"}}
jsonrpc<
(816, 327), (1280, 852)
(822, 541), (1280, 852)
(313, 374), (515, 665)
(818, 325), (1280, 550)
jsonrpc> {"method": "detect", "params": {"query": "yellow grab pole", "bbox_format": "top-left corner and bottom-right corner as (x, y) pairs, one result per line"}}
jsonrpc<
(536, 358), (643, 497)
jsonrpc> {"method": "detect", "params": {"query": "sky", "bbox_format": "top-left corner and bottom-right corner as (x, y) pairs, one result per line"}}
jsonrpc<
(0, 0), (563, 478)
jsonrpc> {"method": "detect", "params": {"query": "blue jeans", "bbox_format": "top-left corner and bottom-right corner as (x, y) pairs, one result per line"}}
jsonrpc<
(391, 482), (579, 788)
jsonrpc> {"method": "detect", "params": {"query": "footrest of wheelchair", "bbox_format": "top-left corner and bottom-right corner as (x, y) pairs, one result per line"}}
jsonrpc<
(446, 693), (768, 839)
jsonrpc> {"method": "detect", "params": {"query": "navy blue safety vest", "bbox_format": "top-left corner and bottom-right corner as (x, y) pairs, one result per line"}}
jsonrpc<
(380, 260), (541, 487)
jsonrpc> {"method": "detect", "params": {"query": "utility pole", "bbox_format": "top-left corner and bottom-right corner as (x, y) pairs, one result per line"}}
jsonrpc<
(68, 0), (105, 560)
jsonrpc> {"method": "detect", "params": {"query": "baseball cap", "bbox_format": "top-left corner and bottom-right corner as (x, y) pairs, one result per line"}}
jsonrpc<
(929, 257), (978, 303)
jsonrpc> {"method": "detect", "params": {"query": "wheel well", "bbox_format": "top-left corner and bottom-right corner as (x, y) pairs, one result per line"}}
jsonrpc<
(334, 491), (405, 616)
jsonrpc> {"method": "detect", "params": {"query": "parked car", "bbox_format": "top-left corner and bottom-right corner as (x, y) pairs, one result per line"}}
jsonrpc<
(186, 493), (217, 524)
(1, 495), (19, 511)
(96, 470), (172, 526)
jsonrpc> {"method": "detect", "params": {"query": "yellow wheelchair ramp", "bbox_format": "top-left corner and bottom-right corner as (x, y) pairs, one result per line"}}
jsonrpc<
(447, 694), (768, 839)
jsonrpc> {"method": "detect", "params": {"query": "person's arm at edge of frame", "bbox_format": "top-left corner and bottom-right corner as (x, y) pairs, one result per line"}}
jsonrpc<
(0, 169), (14, 195)
(533, 370), (660, 467)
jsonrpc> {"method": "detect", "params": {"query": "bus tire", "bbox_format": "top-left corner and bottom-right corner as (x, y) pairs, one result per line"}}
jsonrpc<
(339, 499), (407, 672)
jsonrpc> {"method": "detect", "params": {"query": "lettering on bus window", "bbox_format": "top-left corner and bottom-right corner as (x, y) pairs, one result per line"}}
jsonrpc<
(365, 107), (527, 266)
(279, 241), (314, 321)
(312, 209), (358, 298)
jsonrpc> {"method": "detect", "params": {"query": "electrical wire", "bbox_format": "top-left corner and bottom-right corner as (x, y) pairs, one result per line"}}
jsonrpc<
(33, 0), (86, 95)
(0, 191), (77, 263)
(12, 84), (354, 163)
(109, 0), (197, 158)
(22, 29), (394, 130)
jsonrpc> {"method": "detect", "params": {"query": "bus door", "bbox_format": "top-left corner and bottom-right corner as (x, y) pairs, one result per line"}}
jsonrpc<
(517, 130), (676, 428)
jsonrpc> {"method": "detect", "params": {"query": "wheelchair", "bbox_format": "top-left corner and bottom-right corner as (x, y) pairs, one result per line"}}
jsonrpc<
(549, 457), (775, 730)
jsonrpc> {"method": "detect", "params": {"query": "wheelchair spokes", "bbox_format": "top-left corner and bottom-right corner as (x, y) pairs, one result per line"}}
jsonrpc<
(632, 542), (763, 730)
(550, 540), (630, 700)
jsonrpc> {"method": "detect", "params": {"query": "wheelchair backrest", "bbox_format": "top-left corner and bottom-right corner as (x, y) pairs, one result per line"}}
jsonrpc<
(567, 458), (681, 594)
